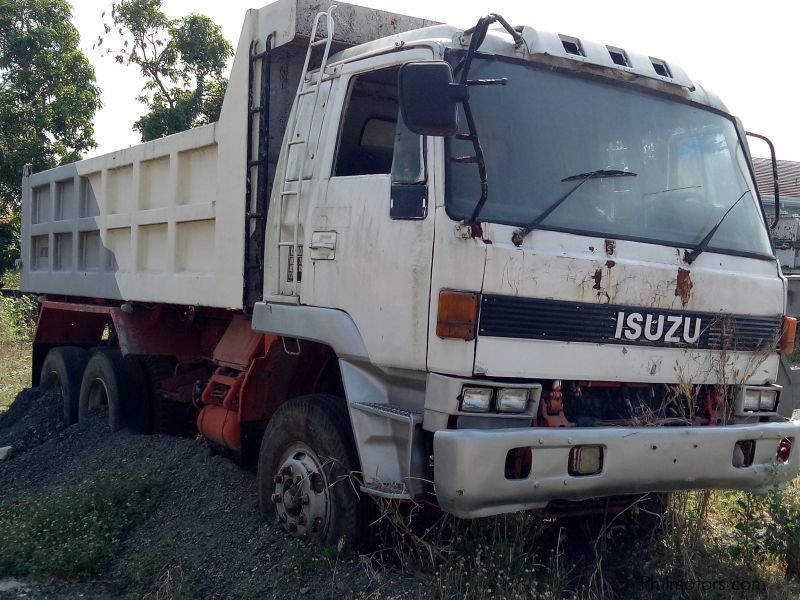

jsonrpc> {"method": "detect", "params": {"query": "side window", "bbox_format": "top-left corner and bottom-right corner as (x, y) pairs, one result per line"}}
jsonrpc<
(333, 67), (423, 180)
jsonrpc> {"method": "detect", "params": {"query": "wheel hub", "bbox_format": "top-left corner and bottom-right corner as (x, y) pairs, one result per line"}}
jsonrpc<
(272, 445), (329, 538)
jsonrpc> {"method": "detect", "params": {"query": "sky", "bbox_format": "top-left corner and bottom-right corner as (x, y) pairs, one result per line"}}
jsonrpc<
(70, 0), (800, 161)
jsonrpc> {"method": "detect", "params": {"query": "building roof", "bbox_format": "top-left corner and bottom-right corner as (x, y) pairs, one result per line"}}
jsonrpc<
(753, 157), (800, 199)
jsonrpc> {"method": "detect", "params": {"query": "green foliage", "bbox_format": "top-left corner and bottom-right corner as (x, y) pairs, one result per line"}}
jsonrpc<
(0, 292), (38, 343)
(0, 477), (166, 578)
(103, 0), (233, 141)
(0, 0), (101, 271)
(0, 273), (31, 410)
(726, 482), (800, 579)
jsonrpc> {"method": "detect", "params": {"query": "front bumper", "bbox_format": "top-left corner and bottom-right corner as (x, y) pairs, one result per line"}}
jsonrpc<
(433, 422), (800, 518)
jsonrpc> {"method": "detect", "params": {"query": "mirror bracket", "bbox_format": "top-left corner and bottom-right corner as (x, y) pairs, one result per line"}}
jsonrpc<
(746, 131), (780, 229)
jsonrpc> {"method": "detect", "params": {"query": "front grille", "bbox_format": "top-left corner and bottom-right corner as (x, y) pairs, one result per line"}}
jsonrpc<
(478, 295), (781, 352)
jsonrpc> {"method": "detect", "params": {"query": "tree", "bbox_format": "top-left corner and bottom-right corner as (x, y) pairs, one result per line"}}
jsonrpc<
(0, 0), (101, 271)
(103, 0), (233, 141)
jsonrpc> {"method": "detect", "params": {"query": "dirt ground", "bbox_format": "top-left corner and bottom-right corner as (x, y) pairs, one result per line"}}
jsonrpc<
(0, 389), (427, 599)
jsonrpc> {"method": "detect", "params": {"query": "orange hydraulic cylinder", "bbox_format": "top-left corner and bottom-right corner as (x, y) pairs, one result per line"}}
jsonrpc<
(197, 405), (241, 451)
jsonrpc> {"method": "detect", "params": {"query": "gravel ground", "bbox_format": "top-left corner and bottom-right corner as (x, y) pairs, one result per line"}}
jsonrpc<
(0, 389), (428, 599)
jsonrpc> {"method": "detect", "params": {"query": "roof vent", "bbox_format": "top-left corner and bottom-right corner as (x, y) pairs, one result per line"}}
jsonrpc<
(559, 35), (584, 57)
(650, 57), (672, 78)
(606, 46), (630, 67)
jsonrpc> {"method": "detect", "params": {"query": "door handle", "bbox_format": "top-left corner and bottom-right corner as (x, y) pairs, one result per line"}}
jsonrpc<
(309, 241), (335, 251)
(309, 231), (337, 260)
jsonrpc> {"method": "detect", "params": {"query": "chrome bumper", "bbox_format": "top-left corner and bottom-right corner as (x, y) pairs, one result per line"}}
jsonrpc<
(433, 422), (800, 518)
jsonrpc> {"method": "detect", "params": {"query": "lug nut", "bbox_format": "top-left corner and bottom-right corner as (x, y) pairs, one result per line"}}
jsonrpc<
(298, 514), (307, 526)
(280, 465), (293, 476)
(311, 517), (324, 533)
(294, 474), (303, 485)
(288, 522), (298, 533)
(271, 493), (282, 504)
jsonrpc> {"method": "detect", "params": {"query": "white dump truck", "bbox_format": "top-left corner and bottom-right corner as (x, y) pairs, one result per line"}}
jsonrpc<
(21, 0), (800, 545)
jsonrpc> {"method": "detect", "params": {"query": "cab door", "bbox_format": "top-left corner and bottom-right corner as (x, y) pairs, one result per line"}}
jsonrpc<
(301, 50), (436, 370)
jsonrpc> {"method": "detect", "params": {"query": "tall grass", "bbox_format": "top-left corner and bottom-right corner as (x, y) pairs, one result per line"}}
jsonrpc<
(0, 271), (36, 411)
(366, 484), (800, 599)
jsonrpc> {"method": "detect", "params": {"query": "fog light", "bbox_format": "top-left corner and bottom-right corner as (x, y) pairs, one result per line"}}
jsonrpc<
(777, 437), (793, 463)
(460, 386), (493, 412)
(497, 388), (529, 413)
(568, 445), (603, 476)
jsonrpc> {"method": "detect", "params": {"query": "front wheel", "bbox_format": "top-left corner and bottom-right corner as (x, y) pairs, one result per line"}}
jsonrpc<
(257, 394), (364, 548)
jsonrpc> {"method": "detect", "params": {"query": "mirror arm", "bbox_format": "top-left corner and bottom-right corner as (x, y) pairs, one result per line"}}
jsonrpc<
(746, 131), (780, 229)
(457, 14), (513, 233)
(464, 99), (489, 227)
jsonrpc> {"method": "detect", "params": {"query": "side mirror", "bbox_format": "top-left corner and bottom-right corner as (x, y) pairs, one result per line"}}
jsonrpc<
(398, 61), (466, 137)
(745, 131), (780, 228)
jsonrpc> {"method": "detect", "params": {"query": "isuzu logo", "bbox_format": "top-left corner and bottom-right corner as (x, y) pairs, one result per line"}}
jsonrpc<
(613, 311), (701, 344)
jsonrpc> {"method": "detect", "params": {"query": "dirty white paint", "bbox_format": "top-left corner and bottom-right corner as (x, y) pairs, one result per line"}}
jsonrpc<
(293, 48), (436, 370)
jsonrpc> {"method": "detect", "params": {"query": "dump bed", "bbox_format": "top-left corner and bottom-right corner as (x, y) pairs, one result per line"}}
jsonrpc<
(20, 0), (434, 309)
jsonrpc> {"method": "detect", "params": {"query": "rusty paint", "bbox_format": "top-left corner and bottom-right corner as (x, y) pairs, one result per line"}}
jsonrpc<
(592, 269), (602, 290)
(682, 249), (692, 263)
(604, 239), (616, 255)
(605, 260), (616, 268)
(675, 268), (693, 306)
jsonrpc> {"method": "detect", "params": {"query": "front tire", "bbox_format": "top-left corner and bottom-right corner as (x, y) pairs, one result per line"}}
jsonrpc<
(257, 394), (364, 547)
(39, 346), (90, 425)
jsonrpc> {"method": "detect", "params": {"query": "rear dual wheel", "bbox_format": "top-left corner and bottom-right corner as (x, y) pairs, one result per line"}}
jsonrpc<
(78, 349), (148, 432)
(39, 346), (90, 425)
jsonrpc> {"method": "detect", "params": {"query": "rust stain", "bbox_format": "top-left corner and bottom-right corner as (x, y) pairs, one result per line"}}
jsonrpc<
(605, 260), (616, 268)
(605, 239), (616, 256)
(592, 269), (603, 290)
(682, 249), (692, 263)
(675, 268), (693, 307)
(588, 245), (595, 253)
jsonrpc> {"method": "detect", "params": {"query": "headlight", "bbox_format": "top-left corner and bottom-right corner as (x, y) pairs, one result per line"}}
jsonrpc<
(460, 386), (493, 412)
(740, 386), (779, 413)
(497, 388), (529, 413)
(742, 388), (761, 412)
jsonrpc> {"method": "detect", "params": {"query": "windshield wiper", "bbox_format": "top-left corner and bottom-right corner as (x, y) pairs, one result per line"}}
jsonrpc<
(561, 169), (638, 182)
(511, 169), (637, 246)
(684, 189), (751, 264)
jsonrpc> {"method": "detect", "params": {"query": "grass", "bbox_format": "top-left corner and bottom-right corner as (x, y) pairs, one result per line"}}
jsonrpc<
(0, 270), (35, 411)
(0, 477), (167, 579)
(120, 549), (201, 600)
(364, 483), (800, 599)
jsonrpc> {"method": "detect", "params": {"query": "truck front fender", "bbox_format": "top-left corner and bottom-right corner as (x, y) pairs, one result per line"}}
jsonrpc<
(251, 302), (369, 362)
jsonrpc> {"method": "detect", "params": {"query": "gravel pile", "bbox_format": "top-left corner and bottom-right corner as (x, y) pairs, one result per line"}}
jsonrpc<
(0, 389), (428, 599)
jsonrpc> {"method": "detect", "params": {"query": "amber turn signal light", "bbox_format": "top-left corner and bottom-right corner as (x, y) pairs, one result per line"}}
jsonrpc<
(781, 316), (797, 354)
(436, 290), (479, 340)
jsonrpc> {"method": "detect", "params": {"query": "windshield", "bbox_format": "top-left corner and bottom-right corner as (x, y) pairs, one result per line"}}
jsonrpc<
(445, 56), (773, 257)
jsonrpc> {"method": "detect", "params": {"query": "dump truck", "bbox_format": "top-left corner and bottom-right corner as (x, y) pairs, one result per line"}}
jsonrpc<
(21, 0), (800, 545)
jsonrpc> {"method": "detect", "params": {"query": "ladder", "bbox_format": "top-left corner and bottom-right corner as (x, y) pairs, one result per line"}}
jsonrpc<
(275, 6), (337, 298)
